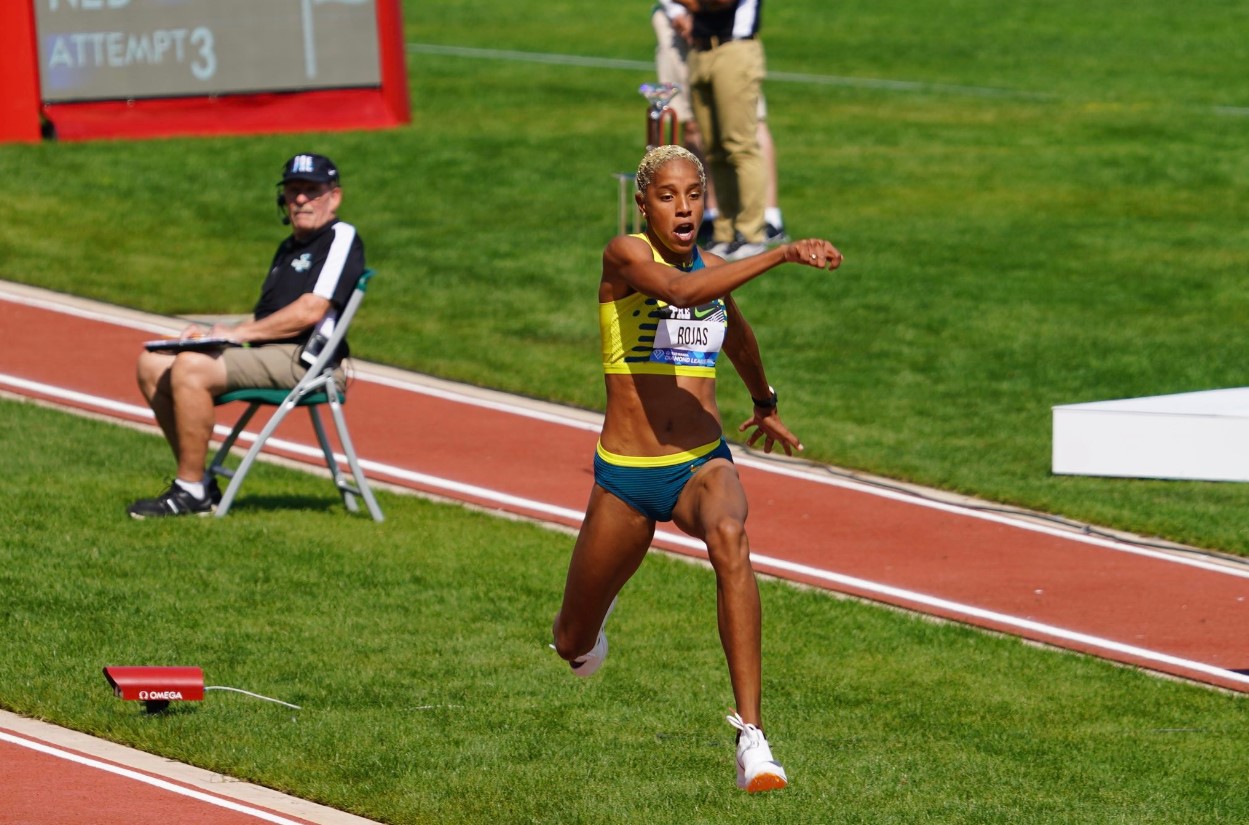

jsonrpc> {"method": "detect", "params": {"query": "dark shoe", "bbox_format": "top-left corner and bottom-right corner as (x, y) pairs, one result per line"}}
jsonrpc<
(764, 223), (790, 245)
(128, 481), (215, 520)
(206, 476), (222, 506)
(704, 231), (746, 259)
(726, 241), (769, 261)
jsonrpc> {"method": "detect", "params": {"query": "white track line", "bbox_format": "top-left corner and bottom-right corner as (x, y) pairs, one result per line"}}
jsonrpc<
(641, 528), (1249, 688)
(404, 42), (1029, 99)
(404, 42), (1249, 115)
(1, 373), (155, 419)
(4, 370), (1247, 689)
(0, 730), (313, 825)
(360, 370), (603, 433)
(0, 289), (179, 335)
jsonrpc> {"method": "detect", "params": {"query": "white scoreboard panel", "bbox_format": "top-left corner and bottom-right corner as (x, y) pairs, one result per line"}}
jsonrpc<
(35, 0), (381, 103)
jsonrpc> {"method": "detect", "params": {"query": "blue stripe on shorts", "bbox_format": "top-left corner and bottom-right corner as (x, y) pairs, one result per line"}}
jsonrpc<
(593, 438), (734, 522)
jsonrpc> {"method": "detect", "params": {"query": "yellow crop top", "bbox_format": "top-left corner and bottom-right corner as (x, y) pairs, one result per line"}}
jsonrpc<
(600, 234), (727, 377)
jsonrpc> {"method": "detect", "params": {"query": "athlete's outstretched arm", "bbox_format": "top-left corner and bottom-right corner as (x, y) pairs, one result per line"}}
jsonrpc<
(602, 236), (842, 308)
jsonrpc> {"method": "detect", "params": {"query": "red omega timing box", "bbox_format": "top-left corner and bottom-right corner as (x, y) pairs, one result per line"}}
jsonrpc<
(103, 666), (204, 712)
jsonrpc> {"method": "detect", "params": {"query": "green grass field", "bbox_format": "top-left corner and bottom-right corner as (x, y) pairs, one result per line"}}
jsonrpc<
(3, 398), (1249, 824)
(4, 0), (1249, 820)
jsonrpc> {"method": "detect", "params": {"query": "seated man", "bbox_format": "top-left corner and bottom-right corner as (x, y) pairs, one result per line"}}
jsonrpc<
(128, 153), (365, 519)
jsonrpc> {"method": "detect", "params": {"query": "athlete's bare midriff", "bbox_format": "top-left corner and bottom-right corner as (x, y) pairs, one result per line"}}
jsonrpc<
(599, 372), (724, 457)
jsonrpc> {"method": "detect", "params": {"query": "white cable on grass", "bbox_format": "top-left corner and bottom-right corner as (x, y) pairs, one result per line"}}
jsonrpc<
(205, 686), (301, 710)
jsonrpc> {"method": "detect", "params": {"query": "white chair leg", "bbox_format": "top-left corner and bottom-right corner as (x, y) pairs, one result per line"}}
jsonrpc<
(215, 398), (301, 518)
(308, 406), (359, 513)
(327, 393), (384, 522)
(207, 403), (261, 485)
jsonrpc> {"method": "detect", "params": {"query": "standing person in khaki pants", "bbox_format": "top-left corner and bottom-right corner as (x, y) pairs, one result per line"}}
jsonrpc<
(651, 0), (789, 247)
(678, 0), (769, 260)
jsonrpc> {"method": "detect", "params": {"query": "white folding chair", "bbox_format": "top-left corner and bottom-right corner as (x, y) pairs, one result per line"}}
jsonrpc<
(207, 268), (384, 522)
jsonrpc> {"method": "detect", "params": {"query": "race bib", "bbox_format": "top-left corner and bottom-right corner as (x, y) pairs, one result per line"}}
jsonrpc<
(654, 317), (726, 353)
(650, 302), (726, 368)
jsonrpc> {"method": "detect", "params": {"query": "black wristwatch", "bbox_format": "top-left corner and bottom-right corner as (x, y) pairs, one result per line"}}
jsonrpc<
(751, 386), (778, 410)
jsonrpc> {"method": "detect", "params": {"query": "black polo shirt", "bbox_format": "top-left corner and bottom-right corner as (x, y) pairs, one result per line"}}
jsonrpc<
(691, 0), (763, 41)
(253, 219), (364, 357)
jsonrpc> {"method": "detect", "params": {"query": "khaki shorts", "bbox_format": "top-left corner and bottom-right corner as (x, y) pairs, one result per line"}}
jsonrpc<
(221, 343), (346, 392)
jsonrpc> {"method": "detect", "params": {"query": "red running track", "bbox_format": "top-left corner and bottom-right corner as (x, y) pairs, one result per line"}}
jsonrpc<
(5, 279), (1249, 820)
(0, 711), (378, 825)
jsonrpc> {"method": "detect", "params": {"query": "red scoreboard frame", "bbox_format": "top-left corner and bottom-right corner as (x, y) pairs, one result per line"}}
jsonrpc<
(0, 1), (409, 143)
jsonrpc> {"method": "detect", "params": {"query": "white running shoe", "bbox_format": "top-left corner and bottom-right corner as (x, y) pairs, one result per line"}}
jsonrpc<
(726, 712), (788, 793)
(569, 597), (617, 678)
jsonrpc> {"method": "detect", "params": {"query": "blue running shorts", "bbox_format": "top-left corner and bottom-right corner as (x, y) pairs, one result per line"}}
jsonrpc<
(593, 437), (734, 522)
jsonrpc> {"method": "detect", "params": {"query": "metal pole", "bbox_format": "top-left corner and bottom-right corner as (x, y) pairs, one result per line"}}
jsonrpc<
(613, 172), (633, 236)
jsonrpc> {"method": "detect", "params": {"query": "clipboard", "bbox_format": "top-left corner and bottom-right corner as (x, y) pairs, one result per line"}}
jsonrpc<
(143, 337), (241, 353)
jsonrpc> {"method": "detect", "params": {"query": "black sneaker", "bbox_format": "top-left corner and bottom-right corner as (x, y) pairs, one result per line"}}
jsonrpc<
(764, 223), (790, 245)
(726, 241), (769, 261)
(206, 476), (223, 506)
(128, 481), (215, 520)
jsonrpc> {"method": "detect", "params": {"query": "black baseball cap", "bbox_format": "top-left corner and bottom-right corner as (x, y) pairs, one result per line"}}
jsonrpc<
(280, 153), (340, 185)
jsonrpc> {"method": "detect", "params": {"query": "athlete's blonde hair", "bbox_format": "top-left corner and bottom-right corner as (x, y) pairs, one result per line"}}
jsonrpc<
(635, 145), (706, 194)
